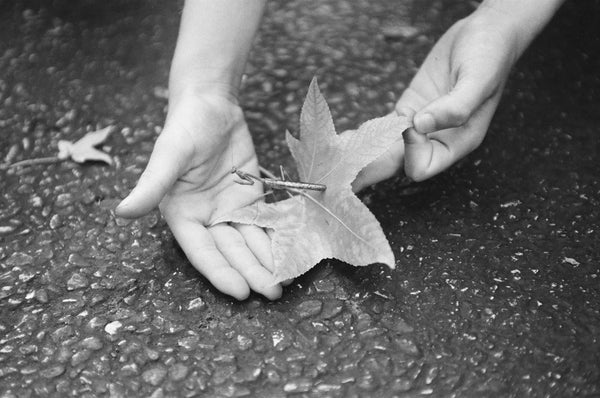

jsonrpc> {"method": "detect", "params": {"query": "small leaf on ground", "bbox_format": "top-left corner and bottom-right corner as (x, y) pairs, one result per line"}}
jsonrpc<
(214, 78), (411, 282)
(57, 126), (114, 165)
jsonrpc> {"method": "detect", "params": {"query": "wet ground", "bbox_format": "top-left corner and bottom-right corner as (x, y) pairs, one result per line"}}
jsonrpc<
(1, 0), (599, 397)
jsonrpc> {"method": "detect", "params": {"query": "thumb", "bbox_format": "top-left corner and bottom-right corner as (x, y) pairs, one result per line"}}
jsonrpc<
(413, 72), (495, 134)
(115, 134), (188, 219)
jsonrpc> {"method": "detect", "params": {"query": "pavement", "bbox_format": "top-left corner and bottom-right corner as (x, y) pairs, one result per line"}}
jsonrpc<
(0, 0), (599, 397)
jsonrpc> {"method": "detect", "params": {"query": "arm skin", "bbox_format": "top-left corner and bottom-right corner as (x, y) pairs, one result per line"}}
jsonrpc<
(354, 0), (566, 190)
(168, 0), (267, 102)
(116, 0), (283, 301)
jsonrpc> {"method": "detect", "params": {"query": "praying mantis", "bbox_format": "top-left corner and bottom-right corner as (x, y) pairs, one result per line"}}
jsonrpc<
(231, 166), (326, 192)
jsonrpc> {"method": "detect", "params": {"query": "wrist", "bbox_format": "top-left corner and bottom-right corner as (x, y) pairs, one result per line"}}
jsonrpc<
(168, 68), (241, 106)
(474, 0), (565, 57)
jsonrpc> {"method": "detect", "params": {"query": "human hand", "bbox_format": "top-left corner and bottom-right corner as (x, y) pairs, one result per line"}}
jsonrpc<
(116, 92), (282, 300)
(354, 7), (524, 190)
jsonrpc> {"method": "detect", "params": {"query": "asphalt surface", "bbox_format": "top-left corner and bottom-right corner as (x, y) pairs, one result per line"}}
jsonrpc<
(1, 0), (599, 397)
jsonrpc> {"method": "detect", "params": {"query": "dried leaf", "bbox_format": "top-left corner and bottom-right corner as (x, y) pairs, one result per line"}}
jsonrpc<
(57, 126), (114, 165)
(215, 78), (411, 282)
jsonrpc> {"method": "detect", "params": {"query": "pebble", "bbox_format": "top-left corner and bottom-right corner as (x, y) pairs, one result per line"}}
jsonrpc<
(142, 365), (168, 386)
(320, 300), (344, 319)
(149, 388), (164, 398)
(5, 252), (33, 266)
(104, 321), (123, 335)
(0, 225), (16, 234)
(145, 347), (160, 361)
(49, 214), (62, 229)
(51, 325), (73, 342)
(71, 349), (91, 366)
(54, 193), (73, 208)
(67, 273), (89, 290)
(296, 299), (323, 318)
(236, 334), (254, 351)
(168, 363), (189, 381)
(68, 253), (91, 267)
(40, 364), (65, 378)
(313, 279), (335, 293)
(186, 297), (206, 310)
(81, 336), (103, 350)
(396, 338), (421, 357)
(177, 335), (199, 351)
(283, 378), (313, 393)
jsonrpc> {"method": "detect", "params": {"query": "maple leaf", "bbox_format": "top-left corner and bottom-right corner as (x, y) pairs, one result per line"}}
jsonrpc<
(215, 78), (411, 282)
(57, 126), (114, 165)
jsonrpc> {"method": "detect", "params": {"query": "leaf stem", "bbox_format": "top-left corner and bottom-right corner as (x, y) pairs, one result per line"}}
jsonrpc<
(6, 156), (61, 169)
(290, 186), (374, 249)
(258, 165), (373, 248)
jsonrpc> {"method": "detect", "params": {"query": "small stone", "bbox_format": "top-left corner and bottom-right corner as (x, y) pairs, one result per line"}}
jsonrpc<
(18, 343), (37, 355)
(67, 273), (89, 290)
(177, 335), (199, 350)
(49, 214), (62, 229)
(392, 319), (414, 334)
(0, 225), (16, 234)
(236, 335), (254, 351)
(396, 337), (421, 357)
(145, 347), (160, 361)
(186, 297), (206, 310)
(40, 364), (65, 378)
(391, 377), (413, 392)
(5, 252), (33, 266)
(0, 366), (18, 377)
(142, 365), (167, 386)
(108, 383), (125, 398)
(81, 336), (103, 350)
(55, 193), (73, 208)
(121, 363), (139, 376)
(68, 253), (91, 267)
(104, 321), (122, 335)
(51, 325), (73, 342)
(321, 299), (344, 319)
(313, 279), (335, 293)
(149, 388), (164, 398)
(71, 349), (91, 366)
(296, 300), (323, 318)
(87, 316), (106, 330)
(169, 363), (189, 381)
(18, 271), (36, 283)
(283, 378), (313, 393)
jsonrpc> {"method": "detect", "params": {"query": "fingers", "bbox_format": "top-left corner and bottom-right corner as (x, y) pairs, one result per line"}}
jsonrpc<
(352, 140), (404, 192)
(116, 133), (190, 219)
(403, 91), (501, 181)
(351, 107), (415, 192)
(167, 217), (251, 301)
(235, 223), (275, 272)
(210, 224), (282, 300)
(402, 128), (449, 182)
(413, 71), (496, 134)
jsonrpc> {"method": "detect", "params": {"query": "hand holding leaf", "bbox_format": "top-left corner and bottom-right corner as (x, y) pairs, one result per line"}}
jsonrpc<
(214, 78), (411, 282)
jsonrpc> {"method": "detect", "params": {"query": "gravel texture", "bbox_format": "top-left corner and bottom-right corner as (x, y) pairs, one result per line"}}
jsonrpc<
(1, 0), (599, 397)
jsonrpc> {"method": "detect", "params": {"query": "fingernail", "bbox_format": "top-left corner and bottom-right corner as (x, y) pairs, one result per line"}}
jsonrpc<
(115, 196), (131, 212)
(414, 113), (436, 134)
(403, 128), (427, 145)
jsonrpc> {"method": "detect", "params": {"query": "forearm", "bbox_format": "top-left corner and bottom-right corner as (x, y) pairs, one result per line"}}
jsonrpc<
(169, 0), (267, 100)
(475, 0), (566, 57)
